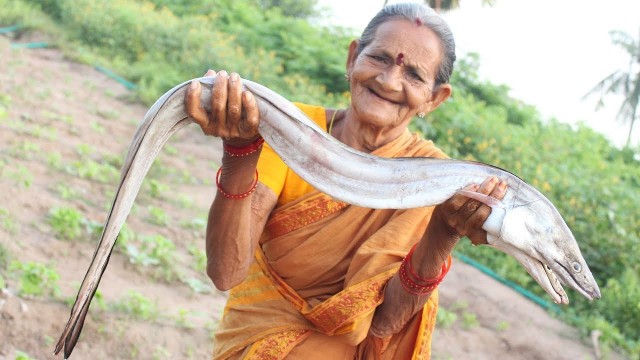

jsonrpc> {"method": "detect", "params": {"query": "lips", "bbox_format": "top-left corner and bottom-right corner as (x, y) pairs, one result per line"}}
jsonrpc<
(367, 87), (401, 104)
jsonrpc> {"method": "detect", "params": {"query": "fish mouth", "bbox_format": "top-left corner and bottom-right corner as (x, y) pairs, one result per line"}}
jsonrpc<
(526, 258), (569, 305)
(553, 260), (602, 301)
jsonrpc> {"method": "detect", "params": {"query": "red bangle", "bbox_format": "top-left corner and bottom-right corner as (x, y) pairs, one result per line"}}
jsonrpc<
(398, 244), (452, 295)
(215, 168), (259, 199)
(223, 136), (264, 157)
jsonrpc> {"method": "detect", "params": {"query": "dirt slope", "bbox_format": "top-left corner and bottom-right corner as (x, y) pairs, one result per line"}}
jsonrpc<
(0, 37), (618, 360)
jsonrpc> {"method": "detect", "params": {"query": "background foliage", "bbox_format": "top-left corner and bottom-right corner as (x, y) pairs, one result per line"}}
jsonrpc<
(1, 0), (638, 357)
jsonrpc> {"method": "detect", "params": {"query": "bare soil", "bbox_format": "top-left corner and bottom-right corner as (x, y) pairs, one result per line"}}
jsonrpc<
(0, 36), (622, 360)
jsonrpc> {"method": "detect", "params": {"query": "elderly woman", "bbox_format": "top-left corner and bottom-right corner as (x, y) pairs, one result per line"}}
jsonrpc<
(185, 2), (506, 359)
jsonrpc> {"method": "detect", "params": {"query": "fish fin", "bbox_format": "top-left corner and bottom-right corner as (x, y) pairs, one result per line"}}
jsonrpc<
(456, 189), (505, 208)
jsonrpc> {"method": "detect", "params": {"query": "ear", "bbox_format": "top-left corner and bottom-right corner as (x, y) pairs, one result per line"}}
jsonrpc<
(346, 40), (359, 74)
(422, 83), (452, 114)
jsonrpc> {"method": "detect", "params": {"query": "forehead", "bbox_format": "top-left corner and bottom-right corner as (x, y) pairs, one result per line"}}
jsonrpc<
(366, 18), (443, 67)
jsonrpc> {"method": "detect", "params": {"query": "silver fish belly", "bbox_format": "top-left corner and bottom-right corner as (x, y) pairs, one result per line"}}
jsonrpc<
(55, 76), (600, 358)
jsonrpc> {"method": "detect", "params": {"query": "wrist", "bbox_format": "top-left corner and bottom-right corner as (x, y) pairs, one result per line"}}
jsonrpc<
(222, 135), (263, 153)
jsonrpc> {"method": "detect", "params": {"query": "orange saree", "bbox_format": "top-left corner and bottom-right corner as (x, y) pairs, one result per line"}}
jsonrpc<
(212, 105), (447, 360)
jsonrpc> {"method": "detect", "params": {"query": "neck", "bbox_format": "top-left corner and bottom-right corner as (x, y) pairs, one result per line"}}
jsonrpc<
(332, 107), (408, 153)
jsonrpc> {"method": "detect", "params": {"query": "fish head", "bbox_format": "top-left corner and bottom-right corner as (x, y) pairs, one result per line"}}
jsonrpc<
(490, 202), (601, 304)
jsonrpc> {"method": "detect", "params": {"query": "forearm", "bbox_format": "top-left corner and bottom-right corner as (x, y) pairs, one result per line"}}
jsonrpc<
(205, 149), (268, 290)
(370, 214), (458, 337)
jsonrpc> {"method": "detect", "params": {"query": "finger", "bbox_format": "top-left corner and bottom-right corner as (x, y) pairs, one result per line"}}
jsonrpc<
(463, 177), (499, 214)
(465, 178), (504, 245)
(490, 180), (508, 201)
(185, 80), (209, 129)
(226, 72), (243, 137)
(204, 69), (217, 77)
(212, 70), (229, 134)
(241, 90), (260, 137)
(442, 183), (479, 216)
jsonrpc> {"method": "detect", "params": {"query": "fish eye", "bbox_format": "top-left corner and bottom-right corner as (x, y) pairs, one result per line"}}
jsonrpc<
(572, 262), (582, 272)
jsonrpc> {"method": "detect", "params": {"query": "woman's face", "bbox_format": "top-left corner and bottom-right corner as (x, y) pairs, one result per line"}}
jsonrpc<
(347, 19), (451, 130)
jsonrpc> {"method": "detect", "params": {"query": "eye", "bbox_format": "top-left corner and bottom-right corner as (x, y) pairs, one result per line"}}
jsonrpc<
(572, 262), (582, 272)
(368, 54), (388, 64)
(408, 71), (424, 82)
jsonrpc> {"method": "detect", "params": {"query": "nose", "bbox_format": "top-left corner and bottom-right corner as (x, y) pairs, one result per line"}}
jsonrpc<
(376, 66), (403, 92)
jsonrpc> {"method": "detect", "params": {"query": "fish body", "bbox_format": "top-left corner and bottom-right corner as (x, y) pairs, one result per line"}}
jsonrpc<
(55, 76), (600, 358)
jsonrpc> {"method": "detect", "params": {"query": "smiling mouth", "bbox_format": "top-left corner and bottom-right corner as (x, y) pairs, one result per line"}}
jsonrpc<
(367, 88), (400, 104)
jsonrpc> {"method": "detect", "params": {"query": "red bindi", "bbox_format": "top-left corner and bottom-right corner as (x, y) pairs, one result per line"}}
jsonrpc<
(396, 53), (404, 66)
(415, 18), (422, 26)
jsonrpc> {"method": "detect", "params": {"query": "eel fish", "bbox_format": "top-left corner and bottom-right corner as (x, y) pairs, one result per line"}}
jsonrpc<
(55, 76), (601, 358)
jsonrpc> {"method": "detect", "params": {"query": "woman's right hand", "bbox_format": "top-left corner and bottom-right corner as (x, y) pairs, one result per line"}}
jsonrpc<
(185, 69), (260, 145)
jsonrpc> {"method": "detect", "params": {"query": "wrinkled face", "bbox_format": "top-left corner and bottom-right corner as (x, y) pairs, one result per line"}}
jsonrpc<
(347, 19), (447, 130)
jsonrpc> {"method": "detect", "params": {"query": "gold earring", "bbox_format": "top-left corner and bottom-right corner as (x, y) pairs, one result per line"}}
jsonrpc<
(345, 74), (350, 81)
(417, 112), (425, 118)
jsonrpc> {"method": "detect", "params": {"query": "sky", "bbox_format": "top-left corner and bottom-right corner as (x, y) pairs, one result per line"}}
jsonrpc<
(315, 0), (640, 148)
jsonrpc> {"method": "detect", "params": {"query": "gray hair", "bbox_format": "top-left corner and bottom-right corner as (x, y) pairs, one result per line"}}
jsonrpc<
(357, 2), (456, 87)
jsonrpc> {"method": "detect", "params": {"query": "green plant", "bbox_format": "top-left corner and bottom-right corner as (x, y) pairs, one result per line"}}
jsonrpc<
(111, 290), (158, 321)
(75, 143), (94, 156)
(10, 140), (40, 160)
(48, 206), (85, 240)
(125, 234), (177, 281)
(174, 308), (195, 328)
(462, 311), (479, 329)
(9, 261), (61, 298)
(496, 320), (510, 332)
(187, 244), (207, 272)
(0, 242), (9, 269)
(68, 158), (119, 183)
(6, 165), (33, 188)
(148, 179), (168, 199)
(0, 207), (17, 234)
(95, 108), (120, 119)
(183, 277), (211, 294)
(152, 346), (171, 359)
(14, 350), (36, 360)
(46, 151), (63, 170)
(436, 307), (458, 328)
(181, 217), (206, 231)
(147, 206), (169, 226)
(54, 183), (80, 200)
(90, 120), (105, 133)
